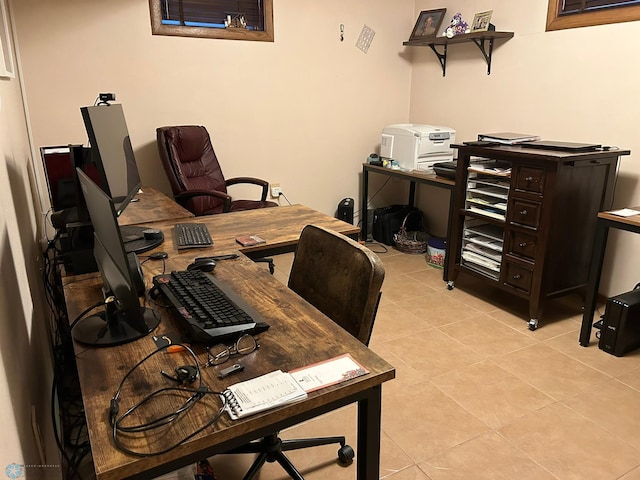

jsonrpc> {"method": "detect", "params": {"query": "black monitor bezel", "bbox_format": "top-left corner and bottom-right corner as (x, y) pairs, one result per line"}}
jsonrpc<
(75, 168), (159, 347)
(80, 103), (141, 216)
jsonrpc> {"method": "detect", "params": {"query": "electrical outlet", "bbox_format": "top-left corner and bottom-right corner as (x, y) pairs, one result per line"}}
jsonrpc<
(270, 184), (282, 198)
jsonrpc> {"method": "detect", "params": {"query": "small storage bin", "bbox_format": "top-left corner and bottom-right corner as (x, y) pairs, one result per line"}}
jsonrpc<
(426, 237), (446, 268)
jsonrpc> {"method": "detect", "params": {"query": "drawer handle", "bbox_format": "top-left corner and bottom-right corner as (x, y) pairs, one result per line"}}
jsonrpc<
(518, 242), (527, 248)
(519, 209), (528, 216)
(525, 176), (534, 182)
(513, 274), (522, 280)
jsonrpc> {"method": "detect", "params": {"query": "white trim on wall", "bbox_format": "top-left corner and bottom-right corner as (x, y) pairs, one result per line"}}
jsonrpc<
(0, 0), (15, 78)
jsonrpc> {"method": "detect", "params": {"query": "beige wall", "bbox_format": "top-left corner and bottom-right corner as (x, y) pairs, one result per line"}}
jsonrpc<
(16, 0), (414, 229)
(0, 0), (57, 475)
(411, 0), (640, 297)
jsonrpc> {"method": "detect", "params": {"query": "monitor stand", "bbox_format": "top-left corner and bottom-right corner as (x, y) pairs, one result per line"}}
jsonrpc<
(72, 306), (160, 347)
(120, 225), (164, 254)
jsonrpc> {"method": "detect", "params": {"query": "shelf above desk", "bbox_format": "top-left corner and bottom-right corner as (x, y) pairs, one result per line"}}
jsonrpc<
(403, 31), (514, 76)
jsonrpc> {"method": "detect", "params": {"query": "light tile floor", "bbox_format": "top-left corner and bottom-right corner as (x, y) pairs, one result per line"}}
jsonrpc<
(162, 247), (640, 480)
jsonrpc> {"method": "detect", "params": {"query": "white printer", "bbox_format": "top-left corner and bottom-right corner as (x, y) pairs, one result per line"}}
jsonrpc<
(380, 124), (456, 172)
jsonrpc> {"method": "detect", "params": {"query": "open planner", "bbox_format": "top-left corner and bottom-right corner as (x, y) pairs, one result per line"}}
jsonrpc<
(222, 355), (368, 420)
(222, 370), (307, 420)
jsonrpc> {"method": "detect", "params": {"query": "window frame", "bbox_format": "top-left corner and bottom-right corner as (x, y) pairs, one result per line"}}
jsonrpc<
(149, 0), (274, 42)
(546, 0), (640, 31)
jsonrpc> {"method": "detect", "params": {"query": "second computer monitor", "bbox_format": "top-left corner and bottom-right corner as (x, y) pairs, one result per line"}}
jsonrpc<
(81, 103), (141, 215)
(80, 102), (164, 253)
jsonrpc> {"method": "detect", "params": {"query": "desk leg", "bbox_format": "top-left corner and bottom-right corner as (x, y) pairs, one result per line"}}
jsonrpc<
(362, 167), (369, 241)
(408, 181), (416, 206)
(580, 219), (610, 347)
(357, 385), (382, 480)
(442, 187), (454, 282)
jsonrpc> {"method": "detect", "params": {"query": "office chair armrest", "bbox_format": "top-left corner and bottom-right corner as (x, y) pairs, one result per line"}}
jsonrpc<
(225, 177), (270, 202)
(174, 190), (232, 213)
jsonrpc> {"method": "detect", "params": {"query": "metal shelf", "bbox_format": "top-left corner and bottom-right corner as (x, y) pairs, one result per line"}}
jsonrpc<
(403, 31), (514, 76)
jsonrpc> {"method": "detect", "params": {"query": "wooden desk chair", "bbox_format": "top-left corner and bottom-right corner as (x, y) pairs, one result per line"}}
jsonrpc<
(224, 224), (385, 479)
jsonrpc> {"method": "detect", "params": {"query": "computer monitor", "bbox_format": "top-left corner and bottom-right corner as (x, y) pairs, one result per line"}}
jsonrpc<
(74, 168), (160, 347)
(81, 103), (141, 213)
(40, 145), (84, 212)
(79, 103), (164, 253)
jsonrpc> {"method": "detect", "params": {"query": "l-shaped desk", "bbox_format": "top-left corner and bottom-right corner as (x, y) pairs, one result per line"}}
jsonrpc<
(62, 197), (395, 480)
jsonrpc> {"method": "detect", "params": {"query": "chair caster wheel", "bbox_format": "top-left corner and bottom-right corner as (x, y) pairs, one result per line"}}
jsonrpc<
(447, 281), (454, 291)
(338, 444), (354, 465)
(528, 319), (538, 331)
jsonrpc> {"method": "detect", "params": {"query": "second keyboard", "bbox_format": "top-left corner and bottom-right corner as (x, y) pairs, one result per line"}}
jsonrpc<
(173, 223), (213, 249)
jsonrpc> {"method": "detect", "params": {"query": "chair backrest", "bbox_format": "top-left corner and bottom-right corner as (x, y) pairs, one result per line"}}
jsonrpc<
(156, 125), (227, 214)
(288, 225), (385, 346)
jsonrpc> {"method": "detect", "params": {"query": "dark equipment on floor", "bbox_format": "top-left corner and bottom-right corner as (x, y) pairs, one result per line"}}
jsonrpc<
(372, 205), (422, 246)
(337, 197), (354, 224)
(599, 287), (640, 357)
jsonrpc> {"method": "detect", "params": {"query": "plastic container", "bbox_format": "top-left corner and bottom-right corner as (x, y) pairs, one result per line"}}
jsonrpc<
(426, 237), (446, 268)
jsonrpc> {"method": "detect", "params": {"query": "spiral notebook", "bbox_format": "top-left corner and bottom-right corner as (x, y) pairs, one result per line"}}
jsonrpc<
(222, 370), (308, 420)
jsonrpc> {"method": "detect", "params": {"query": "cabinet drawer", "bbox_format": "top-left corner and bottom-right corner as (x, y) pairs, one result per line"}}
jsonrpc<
(509, 198), (541, 229)
(514, 166), (545, 194)
(508, 231), (537, 260)
(504, 261), (533, 293)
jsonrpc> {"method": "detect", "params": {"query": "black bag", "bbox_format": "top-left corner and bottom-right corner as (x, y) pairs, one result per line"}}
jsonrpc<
(372, 205), (422, 246)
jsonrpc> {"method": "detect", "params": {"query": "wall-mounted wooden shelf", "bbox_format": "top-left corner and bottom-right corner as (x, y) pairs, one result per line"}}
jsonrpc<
(403, 31), (514, 77)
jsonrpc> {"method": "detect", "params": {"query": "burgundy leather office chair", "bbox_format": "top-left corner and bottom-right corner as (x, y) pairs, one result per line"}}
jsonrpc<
(156, 125), (278, 215)
(222, 225), (385, 479)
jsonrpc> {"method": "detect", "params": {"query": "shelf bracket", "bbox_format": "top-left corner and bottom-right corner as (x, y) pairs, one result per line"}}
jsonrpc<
(471, 37), (495, 75)
(428, 43), (448, 77)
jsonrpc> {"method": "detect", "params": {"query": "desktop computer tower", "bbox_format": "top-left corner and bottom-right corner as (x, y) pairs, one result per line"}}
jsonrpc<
(372, 205), (421, 246)
(599, 288), (640, 357)
(338, 198), (354, 224)
(59, 224), (98, 275)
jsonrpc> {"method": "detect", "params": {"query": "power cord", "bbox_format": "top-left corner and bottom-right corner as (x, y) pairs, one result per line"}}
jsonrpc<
(278, 191), (292, 205)
(43, 240), (92, 479)
(110, 343), (226, 457)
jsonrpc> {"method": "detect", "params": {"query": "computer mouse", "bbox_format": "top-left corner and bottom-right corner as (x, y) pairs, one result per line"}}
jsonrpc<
(187, 258), (216, 272)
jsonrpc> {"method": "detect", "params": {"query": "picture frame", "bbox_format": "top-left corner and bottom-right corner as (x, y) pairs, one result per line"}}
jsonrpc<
(409, 8), (446, 40)
(471, 10), (493, 32)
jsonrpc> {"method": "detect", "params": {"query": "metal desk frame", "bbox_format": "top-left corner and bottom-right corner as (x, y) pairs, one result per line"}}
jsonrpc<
(579, 208), (640, 346)
(361, 163), (455, 278)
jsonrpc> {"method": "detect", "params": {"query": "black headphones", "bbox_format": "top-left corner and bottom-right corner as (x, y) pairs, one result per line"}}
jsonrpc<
(161, 365), (199, 385)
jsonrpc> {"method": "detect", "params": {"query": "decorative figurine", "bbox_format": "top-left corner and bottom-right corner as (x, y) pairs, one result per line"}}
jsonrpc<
(445, 12), (470, 38)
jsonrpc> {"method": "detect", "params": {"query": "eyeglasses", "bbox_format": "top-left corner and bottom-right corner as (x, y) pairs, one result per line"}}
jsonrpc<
(205, 334), (259, 367)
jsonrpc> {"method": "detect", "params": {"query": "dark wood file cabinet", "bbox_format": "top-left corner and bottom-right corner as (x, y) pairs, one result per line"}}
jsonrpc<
(445, 144), (630, 330)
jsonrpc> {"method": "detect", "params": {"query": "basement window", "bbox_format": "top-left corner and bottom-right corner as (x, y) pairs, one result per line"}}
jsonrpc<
(546, 0), (640, 30)
(149, 0), (274, 42)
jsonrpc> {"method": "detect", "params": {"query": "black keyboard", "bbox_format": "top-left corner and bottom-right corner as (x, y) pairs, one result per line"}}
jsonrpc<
(173, 223), (213, 249)
(152, 270), (263, 343)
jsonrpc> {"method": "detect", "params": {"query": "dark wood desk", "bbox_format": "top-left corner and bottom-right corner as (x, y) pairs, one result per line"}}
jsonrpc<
(579, 207), (640, 346)
(118, 187), (194, 226)
(361, 163), (455, 277)
(447, 145), (629, 331)
(64, 206), (391, 480)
